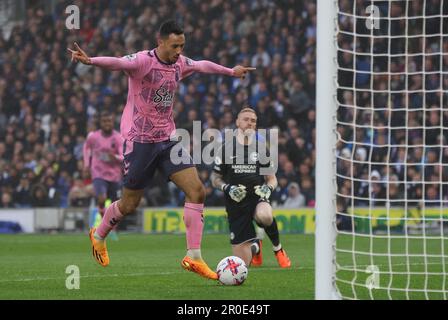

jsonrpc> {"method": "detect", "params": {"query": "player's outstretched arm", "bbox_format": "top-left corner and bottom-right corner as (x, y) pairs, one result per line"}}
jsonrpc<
(183, 58), (256, 80)
(68, 42), (91, 64)
(231, 65), (256, 79)
(68, 42), (139, 72)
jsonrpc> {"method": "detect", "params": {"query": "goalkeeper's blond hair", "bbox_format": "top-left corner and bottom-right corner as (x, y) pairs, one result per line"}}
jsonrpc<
(237, 107), (257, 118)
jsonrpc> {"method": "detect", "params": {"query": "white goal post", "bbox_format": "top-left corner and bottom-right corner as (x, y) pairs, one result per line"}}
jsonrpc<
(315, 0), (339, 300)
(316, 0), (448, 300)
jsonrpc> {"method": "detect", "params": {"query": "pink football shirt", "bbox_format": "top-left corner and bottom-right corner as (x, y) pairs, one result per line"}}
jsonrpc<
(83, 130), (124, 182)
(90, 50), (234, 143)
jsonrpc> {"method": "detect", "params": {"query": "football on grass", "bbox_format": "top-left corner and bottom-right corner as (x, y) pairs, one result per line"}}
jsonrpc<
(216, 256), (248, 285)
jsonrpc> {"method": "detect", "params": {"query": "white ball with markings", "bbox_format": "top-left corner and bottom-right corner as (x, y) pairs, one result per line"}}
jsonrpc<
(216, 256), (248, 286)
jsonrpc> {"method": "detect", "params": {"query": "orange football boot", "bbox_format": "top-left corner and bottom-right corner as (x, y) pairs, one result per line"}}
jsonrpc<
(89, 228), (109, 267)
(274, 248), (291, 268)
(181, 256), (218, 280)
(251, 240), (263, 267)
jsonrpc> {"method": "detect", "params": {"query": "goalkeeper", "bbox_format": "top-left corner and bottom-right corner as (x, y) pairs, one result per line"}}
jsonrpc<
(210, 108), (291, 268)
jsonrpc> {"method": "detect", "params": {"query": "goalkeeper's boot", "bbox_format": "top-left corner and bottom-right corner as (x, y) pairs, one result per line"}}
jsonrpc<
(181, 256), (218, 280)
(274, 248), (291, 268)
(251, 240), (263, 267)
(89, 228), (109, 267)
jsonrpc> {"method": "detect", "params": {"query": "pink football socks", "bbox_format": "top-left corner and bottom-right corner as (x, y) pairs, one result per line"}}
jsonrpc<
(95, 201), (124, 239)
(183, 202), (204, 250)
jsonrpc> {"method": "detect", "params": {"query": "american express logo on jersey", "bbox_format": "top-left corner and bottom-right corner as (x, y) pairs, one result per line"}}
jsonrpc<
(231, 164), (257, 174)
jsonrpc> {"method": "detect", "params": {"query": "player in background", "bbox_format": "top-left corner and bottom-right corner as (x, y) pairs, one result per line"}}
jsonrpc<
(83, 111), (123, 240)
(69, 20), (255, 280)
(210, 108), (291, 268)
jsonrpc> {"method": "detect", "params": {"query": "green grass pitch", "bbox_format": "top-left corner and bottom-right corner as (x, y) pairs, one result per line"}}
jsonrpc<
(336, 234), (448, 300)
(0, 233), (313, 300)
(1, 233), (446, 300)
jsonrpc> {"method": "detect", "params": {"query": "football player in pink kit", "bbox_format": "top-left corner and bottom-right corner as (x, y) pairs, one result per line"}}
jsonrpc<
(69, 20), (255, 280)
(83, 111), (123, 224)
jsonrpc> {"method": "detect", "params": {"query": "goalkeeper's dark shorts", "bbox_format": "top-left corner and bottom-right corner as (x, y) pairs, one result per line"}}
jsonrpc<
(122, 139), (194, 190)
(226, 196), (268, 245)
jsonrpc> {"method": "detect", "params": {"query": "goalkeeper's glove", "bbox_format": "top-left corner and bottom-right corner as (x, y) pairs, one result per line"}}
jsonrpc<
(254, 184), (274, 201)
(222, 184), (247, 203)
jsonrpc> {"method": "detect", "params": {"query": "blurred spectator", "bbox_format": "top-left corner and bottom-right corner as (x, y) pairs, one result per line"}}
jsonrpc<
(336, 197), (352, 231)
(0, 191), (14, 208)
(289, 80), (312, 121)
(68, 178), (93, 207)
(369, 170), (386, 207)
(251, 46), (271, 68)
(30, 184), (50, 207)
(300, 177), (315, 207)
(271, 174), (289, 207)
(13, 173), (32, 208)
(43, 175), (61, 207)
(282, 182), (305, 208)
(388, 174), (405, 207)
(57, 171), (72, 208)
(425, 185), (442, 207)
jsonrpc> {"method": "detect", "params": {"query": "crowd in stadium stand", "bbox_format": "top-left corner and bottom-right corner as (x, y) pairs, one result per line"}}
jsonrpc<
(336, 0), (448, 214)
(0, 0), (316, 209)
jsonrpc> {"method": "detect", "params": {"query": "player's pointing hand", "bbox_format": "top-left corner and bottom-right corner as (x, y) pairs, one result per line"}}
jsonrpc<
(67, 42), (91, 65)
(232, 66), (256, 79)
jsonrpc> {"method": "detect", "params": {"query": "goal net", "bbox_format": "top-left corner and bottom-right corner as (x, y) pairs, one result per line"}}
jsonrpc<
(317, 0), (448, 299)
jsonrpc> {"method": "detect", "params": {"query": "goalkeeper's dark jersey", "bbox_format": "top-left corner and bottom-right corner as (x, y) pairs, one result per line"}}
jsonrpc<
(213, 136), (271, 210)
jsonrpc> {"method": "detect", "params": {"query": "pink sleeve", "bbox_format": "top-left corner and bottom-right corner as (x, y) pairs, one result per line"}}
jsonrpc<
(181, 57), (234, 80)
(83, 134), (92, 169)
(90, 53), (142, 76)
